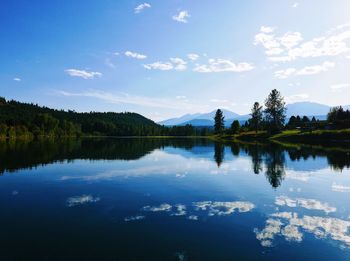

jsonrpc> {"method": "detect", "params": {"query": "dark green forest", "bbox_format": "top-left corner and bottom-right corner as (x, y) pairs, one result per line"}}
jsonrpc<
(0, 97), (200, 139)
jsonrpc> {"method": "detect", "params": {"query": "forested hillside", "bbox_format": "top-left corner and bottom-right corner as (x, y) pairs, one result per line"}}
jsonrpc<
(0, 97), (197, 138)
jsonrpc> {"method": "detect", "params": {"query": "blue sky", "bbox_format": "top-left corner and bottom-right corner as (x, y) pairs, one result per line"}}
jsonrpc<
(1, 0), (350, 121)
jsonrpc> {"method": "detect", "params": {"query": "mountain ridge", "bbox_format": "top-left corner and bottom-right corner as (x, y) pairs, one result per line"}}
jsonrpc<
(159, 102), (345, 126)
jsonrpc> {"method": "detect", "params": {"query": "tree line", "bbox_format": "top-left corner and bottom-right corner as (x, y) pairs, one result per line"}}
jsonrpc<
(0, 97), (199, 139)
(214, 89), (350, 135)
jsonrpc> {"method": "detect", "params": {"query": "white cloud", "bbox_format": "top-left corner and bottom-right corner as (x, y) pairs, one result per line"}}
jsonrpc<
(66, 195), (100, 207)
(188, 215), (198, 220)
(332, 182), (350, 192)
(176, 95), (187, 99)
(285, 93), (309, 103)
(254, 218), (284, 247)
(280, 32), (303, 49)
(13, 77), (21, 82)
(187, 53), (200, 61)
(255, 23), (350, 62)
(58, 89), (207, 110)
(144, 62), (173, 70)
(274, 68), (296, 79)
(193, 59), (254, 73)
(65, 69), (102, 79)
(142, 203), (172, 212)
(134, 3), (151, 14)
(170, 204), (187, 216)
(292, 2), (299, 8)
(120, 200), (254, 224)
(330, 83), (350, 92)
(144, 58), (187, 71)
(274, 61), (335, 79)
(275, 196), (336, 214)
(125, 51), (147, 59)
(170, 58), (187, 71)
(172, 10), (190, 23)
(193, 201), (255, 216)
(256, 212), (350, 247)
(124, 215), (145, 222)
(296, 61), (335, 75)
(260, 26), (275, 34)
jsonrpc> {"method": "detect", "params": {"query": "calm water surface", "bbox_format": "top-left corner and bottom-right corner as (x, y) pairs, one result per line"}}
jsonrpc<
(1, 138), (350, 260)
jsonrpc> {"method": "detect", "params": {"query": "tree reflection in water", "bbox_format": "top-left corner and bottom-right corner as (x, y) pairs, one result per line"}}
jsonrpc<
(0, 138), (349, 188)
(214, 143), (224, 167)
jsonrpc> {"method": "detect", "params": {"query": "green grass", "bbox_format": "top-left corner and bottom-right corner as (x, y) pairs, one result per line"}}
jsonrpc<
(211, 128), (350, 148)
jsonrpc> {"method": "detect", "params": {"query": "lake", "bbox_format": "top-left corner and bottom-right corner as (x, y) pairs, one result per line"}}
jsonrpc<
(1, 138), (350, 260)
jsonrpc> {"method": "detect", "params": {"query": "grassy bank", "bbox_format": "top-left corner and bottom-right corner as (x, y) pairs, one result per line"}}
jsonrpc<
(210, 129), (350, 147)
(270, 129), (350, 145)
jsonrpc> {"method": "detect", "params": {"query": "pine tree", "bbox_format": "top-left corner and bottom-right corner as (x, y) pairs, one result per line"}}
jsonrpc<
(249, 102), (263, 133)
(230, 120), (240, 134)
(214, 109), (225, 134)
(264, 89), (286, 133)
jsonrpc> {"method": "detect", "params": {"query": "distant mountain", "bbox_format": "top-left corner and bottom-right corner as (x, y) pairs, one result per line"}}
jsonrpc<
(159, 109), (239, 126)
(180, 119), (214, 126)
(159, 102), (343, 127)
(159, 113), (202, 126)
(194, 109), (240, 120)
(286, 102), (330, 118)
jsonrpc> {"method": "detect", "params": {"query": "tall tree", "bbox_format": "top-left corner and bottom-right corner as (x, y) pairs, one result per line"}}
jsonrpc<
(249, 102), (263, 133)
(230, 120), (240, 134)
(214, 109), (225, 134)
(264, 89), (286, 133)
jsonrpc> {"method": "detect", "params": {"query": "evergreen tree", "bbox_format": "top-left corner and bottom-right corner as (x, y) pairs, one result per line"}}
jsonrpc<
(264, 89), (286, 133)
(249, 102), (263, 133)
(230, 120), (240, 134)
(287, 116), (297, 128)
(214, 109), (225, 134)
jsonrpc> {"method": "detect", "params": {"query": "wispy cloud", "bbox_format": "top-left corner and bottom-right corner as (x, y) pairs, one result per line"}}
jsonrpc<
(332, 182), (350, 192)
(13, 77), (21, 82)
(172, 10), (190, 23)
(255, 23), (350, 62)
(125, 51), (147, 59)
(57, 89), (207, 111)
(292, 2), (299, 8)
(275, 196), (336, 213)
(105, 58), (116, 68)
(66, 195), (100, 207)
(193, 59), (254, 73)
(330, 83), (350, 92)
(170, 58), (187, 71)
(134, 3), (151, 14)
(65, 69), (102, 79)
(144, 61), (173, 70)
(124, 215), (145, 222)
(187, 53), (200, 61)
(143, 57), (187, 71)
(274, 61), (335, 79)
(297, 61), (335, 75)
(285, 93), (309, 103)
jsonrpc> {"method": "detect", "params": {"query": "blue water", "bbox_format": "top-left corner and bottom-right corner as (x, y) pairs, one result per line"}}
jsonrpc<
(0, 138), (350, 260)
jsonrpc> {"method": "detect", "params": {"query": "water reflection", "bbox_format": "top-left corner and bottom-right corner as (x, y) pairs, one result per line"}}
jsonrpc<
(0, 138), (349, 189)
(1, 138), (350, 260)
(214, 143), (224, 167)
